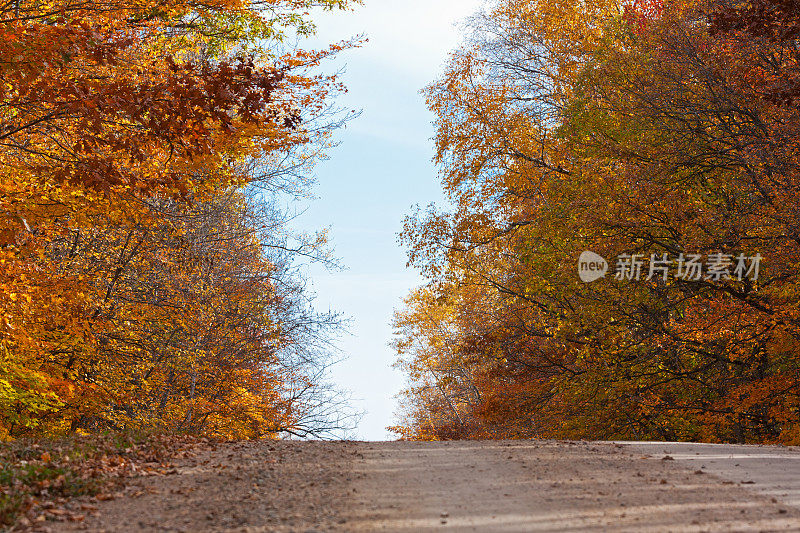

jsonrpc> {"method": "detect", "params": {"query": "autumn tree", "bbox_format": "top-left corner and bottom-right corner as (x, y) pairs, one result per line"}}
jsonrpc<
(1, 0), (359, 439)
(393, 0), (800, 444)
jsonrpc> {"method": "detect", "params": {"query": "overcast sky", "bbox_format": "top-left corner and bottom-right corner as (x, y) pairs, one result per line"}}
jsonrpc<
(297, 1), (485, 440)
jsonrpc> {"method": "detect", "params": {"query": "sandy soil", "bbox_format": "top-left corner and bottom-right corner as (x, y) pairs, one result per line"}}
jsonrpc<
(54, 440), (800, 532)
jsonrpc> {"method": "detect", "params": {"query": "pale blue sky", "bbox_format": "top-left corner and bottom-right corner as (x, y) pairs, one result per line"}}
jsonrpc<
(298, 1), (484, 440)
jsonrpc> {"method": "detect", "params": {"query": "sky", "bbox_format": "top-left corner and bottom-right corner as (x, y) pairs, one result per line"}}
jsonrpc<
(296, 0), (485, 440)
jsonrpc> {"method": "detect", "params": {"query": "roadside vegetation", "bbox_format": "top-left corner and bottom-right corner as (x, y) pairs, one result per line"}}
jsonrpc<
(393, 0), (800, 444)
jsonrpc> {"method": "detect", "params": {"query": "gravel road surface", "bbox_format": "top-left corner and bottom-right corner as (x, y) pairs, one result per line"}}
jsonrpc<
(59, 440), (800, 532)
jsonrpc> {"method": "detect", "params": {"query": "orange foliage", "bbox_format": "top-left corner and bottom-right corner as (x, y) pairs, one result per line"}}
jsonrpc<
(393, 0), (800, 445)
(1, 0), (357, 439)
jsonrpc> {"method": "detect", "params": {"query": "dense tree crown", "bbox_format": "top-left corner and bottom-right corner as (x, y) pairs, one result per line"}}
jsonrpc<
(392, 0), (800, 444)
(1, 0), (358, 439)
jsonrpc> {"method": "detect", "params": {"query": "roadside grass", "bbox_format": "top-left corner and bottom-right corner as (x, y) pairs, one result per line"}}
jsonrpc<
(0, 431), (205, 530)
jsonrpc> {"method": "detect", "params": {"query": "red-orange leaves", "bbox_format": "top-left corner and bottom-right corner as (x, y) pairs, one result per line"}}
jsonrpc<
(394, 0), (800, 445)
(0, 0), (355, 440)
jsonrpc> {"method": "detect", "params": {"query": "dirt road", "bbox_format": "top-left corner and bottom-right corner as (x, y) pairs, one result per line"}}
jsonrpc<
(59, 440), (800, 532)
